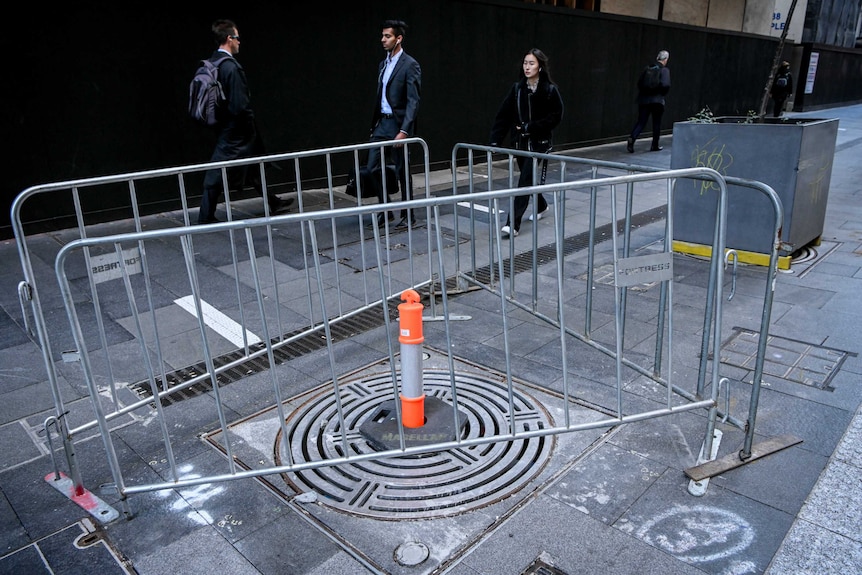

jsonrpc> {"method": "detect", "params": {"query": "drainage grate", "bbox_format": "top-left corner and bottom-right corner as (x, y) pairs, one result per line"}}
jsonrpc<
(130, 301), (401, 405)
(276, 369), (555, 520)
(521, 554), (569, 575)
(720, 327), (855, 391)
(130, 205), (666, 405)
(469, 205), (666, 282)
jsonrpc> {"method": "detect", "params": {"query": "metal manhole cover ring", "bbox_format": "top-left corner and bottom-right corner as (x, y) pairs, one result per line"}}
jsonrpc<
(276, 369), (555, 519)
(791, 246), (816, 263)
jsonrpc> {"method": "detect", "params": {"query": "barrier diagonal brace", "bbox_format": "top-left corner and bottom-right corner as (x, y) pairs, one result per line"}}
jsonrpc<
(684, 434), (803, 482)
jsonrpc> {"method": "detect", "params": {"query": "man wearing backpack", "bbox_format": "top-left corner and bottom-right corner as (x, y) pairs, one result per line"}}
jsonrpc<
(197, 19), (292, 224)
(770, 61), (793, 118)
(626, 50), (671, 153)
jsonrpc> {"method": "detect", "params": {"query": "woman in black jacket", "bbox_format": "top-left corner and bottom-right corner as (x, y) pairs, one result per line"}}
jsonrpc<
(489, 48), (564, 237)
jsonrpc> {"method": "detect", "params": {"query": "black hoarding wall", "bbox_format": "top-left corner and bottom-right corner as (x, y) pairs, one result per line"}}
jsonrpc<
(794, 43), (862, 110)
(6, 0), (859, 239)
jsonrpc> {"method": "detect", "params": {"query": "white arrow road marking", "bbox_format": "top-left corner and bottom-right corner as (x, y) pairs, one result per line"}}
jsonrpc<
(174, 296), (262, 348)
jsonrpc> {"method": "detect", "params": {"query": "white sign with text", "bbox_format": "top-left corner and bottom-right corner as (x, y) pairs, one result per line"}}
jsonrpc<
(90, 247), (142, 284)
(614, 252), (673, 287)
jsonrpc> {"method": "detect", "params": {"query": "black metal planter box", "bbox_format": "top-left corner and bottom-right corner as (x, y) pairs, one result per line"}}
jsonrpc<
(670, 116), (839, 269)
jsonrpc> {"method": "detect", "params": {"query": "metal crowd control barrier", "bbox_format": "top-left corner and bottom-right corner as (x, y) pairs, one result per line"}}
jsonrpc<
(13, 140), (785, 521)
(450, 144), (789, 479)
(11, 138), (432, 516)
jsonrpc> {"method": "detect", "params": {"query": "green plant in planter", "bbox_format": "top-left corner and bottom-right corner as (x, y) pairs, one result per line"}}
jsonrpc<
(687, 107), (716, 123)
(688, 108), (761, 124)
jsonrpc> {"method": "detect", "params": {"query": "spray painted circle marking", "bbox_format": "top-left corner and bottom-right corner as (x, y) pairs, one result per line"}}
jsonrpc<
(635, 505), (754, 563)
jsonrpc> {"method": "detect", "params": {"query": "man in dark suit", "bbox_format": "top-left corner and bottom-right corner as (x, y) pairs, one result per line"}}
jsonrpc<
(366, 19), (421, 228)
(198, 19), (292, 224)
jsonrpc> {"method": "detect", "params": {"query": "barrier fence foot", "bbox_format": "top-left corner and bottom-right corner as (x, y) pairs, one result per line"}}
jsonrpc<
(685, 433), (803, 484)
(687, 429), (723, 497)
(45, 472), (120, 524)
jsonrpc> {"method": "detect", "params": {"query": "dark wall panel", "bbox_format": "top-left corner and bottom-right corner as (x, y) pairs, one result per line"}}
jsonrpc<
(795, 44), (862, 110)
(5, 0), (861, 238)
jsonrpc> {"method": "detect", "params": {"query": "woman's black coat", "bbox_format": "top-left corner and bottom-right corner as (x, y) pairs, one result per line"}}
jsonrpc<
(489, 78), (564, 153)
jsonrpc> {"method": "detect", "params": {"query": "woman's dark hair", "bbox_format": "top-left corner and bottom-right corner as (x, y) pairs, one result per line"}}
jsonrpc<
(523, 48), (554, 84)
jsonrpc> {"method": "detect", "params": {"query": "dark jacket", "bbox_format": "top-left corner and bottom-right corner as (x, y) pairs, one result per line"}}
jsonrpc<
(209, 51), (258, 158)
(371, 50), (422, 136)
(771, 68), (793, 99)
(636, 63), (671, 106)
(489, 78), (564, 153)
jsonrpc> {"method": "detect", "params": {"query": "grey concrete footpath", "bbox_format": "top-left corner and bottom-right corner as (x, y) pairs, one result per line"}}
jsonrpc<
(1, 104), (861, 575)
(767, 402), (862, 573)
(761, 105), (862, 574)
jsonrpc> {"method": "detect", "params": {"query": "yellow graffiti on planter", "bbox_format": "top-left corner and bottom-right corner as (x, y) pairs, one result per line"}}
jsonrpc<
(691, 137), (734, 195)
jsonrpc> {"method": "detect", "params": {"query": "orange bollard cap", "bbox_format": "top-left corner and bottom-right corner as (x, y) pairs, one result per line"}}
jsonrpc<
(398, 289), (424, 344)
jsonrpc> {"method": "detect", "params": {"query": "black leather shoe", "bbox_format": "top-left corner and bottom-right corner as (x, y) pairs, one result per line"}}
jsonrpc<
(396, 209), (418, 226)
(650, 144), (663, 151)
(626, 138), (634, 153)
(269, 196), (295, 214)
(373, 211), (394, 227)
(395, 216), (419, 229)
(198, 217), (222, 225)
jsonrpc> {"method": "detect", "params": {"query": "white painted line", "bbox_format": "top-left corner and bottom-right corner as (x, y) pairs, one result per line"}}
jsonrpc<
(456, 202), (505, 214)
(174, 296), (262, 348)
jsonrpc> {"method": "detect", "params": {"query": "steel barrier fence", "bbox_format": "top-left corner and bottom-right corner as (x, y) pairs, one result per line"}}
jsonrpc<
(12, 140), (782, 520)
(12, 138), (433, 508)
(449, 144), (784, 461)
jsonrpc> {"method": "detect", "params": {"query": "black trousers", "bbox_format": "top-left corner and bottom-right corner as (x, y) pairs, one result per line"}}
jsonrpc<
(198, 128), (280, 224)
(629, 102), (665, 148)
(505, 155), (549, 232)
(366, 117), (411, 211)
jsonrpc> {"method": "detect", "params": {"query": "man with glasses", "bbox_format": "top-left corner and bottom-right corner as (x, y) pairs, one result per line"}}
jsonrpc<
(198, 19), (292, 224)
(365, 19), (421, 229)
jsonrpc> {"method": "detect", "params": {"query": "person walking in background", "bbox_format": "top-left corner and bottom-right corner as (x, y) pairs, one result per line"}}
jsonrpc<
(770, 61), (793, 118)
(366, 19), (422, 229)
(197, 19), (292, 224)
(626, 50), (671, 153)
(489, 48), (564, 238)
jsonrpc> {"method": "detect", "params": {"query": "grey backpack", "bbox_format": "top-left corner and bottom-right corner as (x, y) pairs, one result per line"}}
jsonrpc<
(188, 55), (231, 126)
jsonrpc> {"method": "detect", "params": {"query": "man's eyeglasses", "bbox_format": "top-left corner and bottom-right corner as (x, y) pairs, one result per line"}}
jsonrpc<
(229, 35), (240, 41)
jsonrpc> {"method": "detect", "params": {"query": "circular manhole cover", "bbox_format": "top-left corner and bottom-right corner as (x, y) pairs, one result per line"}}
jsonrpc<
(790, 245), (817, 264)
(276, 369), (555, 519)
(394, 541), (430, 566)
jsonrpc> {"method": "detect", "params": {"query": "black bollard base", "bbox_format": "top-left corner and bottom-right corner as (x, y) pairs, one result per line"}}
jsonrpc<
(359, 396), (467, 452)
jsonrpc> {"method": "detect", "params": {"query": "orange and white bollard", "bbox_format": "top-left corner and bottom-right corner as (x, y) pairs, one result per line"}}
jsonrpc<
(398, 289), (425, 428)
